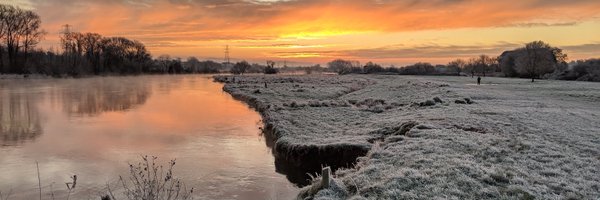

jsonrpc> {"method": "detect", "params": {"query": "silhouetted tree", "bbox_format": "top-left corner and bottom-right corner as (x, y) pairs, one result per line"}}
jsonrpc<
(231, 61), (251, 75)
(60, 32), (95, 74)
(363, 61), (384, 74)
(328, 59), (360, 75)
(476, 55), (496, 77)
(499, 50), (518, 77)
(0, 4), (46, 73)
(447, 59), (466, 76)
(247, 63), (265, 73)
(0, 6), (6, 72)
(82, 33), (103, 74)
(264, 60), (278, 74)
(401, 62), (435, 75)
(198, 60), (223, 73)
(462, 55), (496, 77)
(562, 59), (600, 81)
(387, 65), (400, 73)
(156, 55), (171, 73)
(518, 41), (566, 82)
(0, 4), (234, 77)
(465, 58), (477, 77)
(302, 64), (322, 74)
(100, 37), (151, 74)
(498, 41), (567, 81)
(184, 56), (200, 73)
(168, 58), (183, 74)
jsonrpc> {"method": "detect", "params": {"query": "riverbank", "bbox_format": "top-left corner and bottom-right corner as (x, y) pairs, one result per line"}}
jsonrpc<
(215, 74), (600, 199)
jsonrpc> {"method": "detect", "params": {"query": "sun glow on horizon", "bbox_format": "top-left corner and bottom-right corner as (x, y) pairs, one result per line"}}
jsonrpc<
(10, 0), (600, 65)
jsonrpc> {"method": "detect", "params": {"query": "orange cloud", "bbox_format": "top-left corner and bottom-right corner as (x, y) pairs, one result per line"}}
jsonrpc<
(19, 0), (600, 65)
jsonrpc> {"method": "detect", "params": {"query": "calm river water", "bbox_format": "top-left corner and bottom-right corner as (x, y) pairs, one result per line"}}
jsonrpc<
(0, 75), (298, 199)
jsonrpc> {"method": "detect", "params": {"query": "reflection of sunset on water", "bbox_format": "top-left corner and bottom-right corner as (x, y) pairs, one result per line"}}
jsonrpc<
(0, 75), (297, 199)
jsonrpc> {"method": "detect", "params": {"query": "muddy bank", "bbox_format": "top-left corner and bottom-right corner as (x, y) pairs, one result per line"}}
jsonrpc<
(216, 75), (600, 199)
(261, 124), (369, 187)
(216, 75), (371, 186)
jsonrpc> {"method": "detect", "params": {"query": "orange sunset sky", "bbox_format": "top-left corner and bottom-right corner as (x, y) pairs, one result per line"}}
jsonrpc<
(5, 0), (600, 66)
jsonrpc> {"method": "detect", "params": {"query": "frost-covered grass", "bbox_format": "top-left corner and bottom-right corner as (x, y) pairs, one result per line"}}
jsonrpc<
(216, 74), (600, 199)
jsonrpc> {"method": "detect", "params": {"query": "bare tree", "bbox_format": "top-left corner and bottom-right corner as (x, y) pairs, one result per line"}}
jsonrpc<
(328, 59), (360, 75)
(0, 5), (7, 71)
(447, 59), (466, 76)
(0, 5), (20, 72)
(231, 61), (251, 75)
(0, 4), (45, 72)
(157, 55), (172, 73)
(82, 33), (103, 74)
(21, 10), (46, 55)
(184, 56), (200, 73)
(465, 58), (477, 77)
(476, 55), (496, 77)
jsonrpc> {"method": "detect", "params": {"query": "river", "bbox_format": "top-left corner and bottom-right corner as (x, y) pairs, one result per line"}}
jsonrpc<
(0, 75), (298, 199)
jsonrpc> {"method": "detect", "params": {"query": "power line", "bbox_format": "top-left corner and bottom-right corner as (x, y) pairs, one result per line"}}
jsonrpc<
(224, 45), (230, 64)
(57, 24), (71, 54)
(60, 24), (71, 34)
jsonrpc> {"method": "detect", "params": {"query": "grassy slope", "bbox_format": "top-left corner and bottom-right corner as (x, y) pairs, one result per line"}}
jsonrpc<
(216, 74), (600, 199)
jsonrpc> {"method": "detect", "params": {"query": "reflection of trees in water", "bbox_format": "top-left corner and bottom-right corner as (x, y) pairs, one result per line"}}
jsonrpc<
(61, 78), (152, 116)
(0, 90), (43, 146)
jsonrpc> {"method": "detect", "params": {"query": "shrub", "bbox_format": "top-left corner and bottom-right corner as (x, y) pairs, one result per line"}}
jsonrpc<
(106, 156), (193, 200)
(264, 60), (278, 74)
(231, 61), (251, 75)
(264, 66), (278, 74)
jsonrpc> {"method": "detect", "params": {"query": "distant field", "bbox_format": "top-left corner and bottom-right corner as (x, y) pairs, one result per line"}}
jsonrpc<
(218, 74), (600, 199)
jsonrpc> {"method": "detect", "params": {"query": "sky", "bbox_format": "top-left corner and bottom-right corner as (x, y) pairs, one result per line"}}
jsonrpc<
(5, 0), (600, 66)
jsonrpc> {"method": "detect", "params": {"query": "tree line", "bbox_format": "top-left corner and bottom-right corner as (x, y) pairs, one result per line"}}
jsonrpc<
(327, 55), (500, 77)
(326, 41), (599, 82)
(0, 4), (153, 76)
(0, 4), (232, 77)
(1, 4), (597, 81)
(0, 4), (46, 74)
(229, 60), (284, 75)
(0, 4), (290, 77)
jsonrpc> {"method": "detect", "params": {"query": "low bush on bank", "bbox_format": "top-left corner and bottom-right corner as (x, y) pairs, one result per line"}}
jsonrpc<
(104, 156), (193, 200)
(0, 156), (192, 200)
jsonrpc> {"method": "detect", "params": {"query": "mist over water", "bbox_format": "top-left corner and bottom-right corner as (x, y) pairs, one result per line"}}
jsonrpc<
(0, 75), (298, 199)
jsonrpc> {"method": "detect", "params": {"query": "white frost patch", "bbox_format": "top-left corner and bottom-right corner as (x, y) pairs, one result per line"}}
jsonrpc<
(217, 75), (600, 199)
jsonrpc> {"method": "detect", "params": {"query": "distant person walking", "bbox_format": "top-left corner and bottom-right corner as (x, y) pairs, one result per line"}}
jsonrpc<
(477, 76), (481, 85)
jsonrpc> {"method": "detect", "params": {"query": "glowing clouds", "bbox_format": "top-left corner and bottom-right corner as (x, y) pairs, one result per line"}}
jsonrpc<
(21, 0), (600, 64)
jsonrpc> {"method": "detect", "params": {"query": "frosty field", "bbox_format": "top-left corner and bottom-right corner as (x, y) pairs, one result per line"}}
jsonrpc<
(215, 74), (600, 199)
